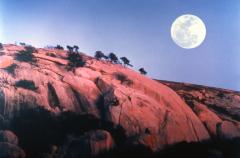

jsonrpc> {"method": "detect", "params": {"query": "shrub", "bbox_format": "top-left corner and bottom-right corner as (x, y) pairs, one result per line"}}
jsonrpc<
(73, 45), (79, 52)
(67, 52), (85, 69)
(55, 45), (64, 50)
(139, 68), (147, 75)
(114, 72), (133, 86)
(19, 42), (26, 46)
(95, 51), (108, 60)
(15, 46), (37, 62)
(4, 64), (18, 76)
(120, 57), (133, 67)
(217, 92), (225, 98)
(109, 53), (119, 63)
(15, 80), (38, 91)
(25, 46), (37, 54)
(66, 45), (74, 53)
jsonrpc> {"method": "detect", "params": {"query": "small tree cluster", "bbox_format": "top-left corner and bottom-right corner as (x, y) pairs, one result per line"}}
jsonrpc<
(15, 46), (37, 63)
(66, 45), (79, 53)
(95, 51), (108, 60)
(55, 45), (64, 50)
(19, 42), (26, 46)
(139, 68), (147, 75)
(66, 45), (85, 69)
(94, 51), (147, 75)
(94, 51), (133, 66)
(120, 57), (133, 67)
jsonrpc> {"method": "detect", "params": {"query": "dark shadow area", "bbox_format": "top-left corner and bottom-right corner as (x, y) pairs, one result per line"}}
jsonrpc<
(3, 63), (18, 76)
(98, 139), (240, 158)
(15, 80), (38, 91)
(6, 104), (240, 158)
(8, 105), (127, 158)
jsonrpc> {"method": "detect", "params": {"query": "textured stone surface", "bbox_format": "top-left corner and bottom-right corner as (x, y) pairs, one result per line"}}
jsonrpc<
(160, 80), (240, 139)
(0, 44), (239, 156)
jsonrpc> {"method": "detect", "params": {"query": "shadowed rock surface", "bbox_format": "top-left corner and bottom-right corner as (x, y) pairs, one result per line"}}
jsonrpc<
(0, 44), (239, 158)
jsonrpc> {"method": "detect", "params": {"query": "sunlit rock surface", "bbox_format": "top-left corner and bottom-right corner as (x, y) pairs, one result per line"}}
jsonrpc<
(159, 80), (240, 139)
(0, 44), (239, 158)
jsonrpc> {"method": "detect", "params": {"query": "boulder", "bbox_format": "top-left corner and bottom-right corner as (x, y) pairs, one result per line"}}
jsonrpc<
(0, 142), (25, 158)
(0, 130), (19, 145)
(0, 56), (13, 68)
(58, 130), (114, 158)
(218, 121), (240, 139)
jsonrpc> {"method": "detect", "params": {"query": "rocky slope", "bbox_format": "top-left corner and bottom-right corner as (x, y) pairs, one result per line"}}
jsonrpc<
(159, 80), (240, 139)
(0, 44), (239, 158)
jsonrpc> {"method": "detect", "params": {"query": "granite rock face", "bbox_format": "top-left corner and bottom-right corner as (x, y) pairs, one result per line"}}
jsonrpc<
(0, 44), (239, 158)
(159, 80), (240, 139)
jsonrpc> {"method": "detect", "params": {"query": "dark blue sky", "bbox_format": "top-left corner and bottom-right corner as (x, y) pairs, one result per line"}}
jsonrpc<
(1, 0), (240, 90)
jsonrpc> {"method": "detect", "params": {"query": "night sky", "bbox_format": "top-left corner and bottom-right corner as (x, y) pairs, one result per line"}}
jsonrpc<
(1, 0), (239, 90)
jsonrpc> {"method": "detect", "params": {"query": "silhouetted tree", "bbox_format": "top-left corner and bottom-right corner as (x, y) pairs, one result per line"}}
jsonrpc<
(66, 45), (74, 53)
(139, 68), (147, 75)
(73, 45), (79, 52)
(120, 57), (133, 67)
(55, 45), (64, 50)
(19, 42), (26, 46)
(109, 52), (119, 63)
(94, 51), (108, 60)
(67, 52), (85, 68)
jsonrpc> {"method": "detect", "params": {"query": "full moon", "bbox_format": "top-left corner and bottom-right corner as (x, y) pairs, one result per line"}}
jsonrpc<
(171, 14), (206, 49)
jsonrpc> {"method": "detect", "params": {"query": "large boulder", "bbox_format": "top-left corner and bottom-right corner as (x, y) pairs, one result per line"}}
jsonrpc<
(58, 130), (114, 158)
(0, 130), (19, 145)
(0, 142), (25, 158)
(0, 56), (13, 69)
(218, 121), (240, 139)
